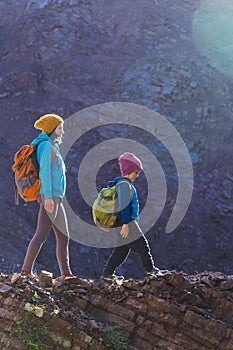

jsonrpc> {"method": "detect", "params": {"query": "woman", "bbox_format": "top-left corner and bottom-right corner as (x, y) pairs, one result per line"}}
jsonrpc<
(20, 114), (74, 279)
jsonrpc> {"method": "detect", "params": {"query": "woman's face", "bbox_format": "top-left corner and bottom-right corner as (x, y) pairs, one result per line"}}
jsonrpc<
(54, 123), (64, 138)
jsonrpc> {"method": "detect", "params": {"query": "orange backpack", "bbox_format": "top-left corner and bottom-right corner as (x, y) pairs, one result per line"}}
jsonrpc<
(12, 140), (55, 204)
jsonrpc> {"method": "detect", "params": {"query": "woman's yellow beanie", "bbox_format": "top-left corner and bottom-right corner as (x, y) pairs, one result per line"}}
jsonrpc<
(34, 114), (64, 134)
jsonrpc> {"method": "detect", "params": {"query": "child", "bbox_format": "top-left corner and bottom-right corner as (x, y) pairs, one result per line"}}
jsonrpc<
(102, 152), (168, 281)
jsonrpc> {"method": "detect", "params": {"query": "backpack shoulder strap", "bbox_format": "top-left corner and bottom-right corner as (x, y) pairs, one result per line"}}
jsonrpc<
(116, 179), (132, 189)
(34, 139), (47, 149)
(51, 146), (56, 163)
(116, 179), (133, 196)
(35, 139), (56, 163)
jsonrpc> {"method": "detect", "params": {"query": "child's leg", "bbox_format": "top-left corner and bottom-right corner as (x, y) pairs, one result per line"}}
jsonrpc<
(21, 204), (52, 274)
(103, 245), (130, 276)
(128, 221), (155, 272)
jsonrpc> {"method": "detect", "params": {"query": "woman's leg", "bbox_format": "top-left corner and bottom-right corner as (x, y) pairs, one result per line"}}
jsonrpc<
(52, 202), (72, 276)
(21, 204), (52, 274)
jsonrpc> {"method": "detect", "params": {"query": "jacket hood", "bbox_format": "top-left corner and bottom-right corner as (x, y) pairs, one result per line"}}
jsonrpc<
(31, 132), (50, 146)
(107, 176), (132, 188)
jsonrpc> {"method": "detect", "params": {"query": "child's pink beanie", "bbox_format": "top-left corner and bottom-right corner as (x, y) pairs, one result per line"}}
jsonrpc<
(118, 152), (143, 176)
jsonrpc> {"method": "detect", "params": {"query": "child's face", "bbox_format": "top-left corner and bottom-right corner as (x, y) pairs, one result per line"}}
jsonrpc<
(127, 170), (141, 182)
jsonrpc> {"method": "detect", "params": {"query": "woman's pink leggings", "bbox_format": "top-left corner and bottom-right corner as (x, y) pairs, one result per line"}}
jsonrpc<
(22, 199), (72, 276)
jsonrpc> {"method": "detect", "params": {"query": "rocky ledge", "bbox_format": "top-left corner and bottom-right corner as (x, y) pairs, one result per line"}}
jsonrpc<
(0, 271), (232, 350)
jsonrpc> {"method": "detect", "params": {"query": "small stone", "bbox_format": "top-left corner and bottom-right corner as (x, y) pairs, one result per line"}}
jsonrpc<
(89, 319), (99, 329)
(39, 270), (53, 288)
(83, 334), (93, 344)
(11, 273), (20, 284)
(201, 276), (213, 288)
(0, 308), (7, 318)
(0, 285), (12, 294)
(55, 275), (65, 284)
(53, 279), (63, 288)
(24, 302), (32, 311)
(123, 280), (140, 291)
(34, 307), (44, 318)
(136, 292), (144, 298)
(168, 272), (186, 286)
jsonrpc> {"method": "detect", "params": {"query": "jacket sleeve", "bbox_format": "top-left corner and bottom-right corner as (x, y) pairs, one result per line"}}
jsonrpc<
(117, 182), (132, 224)
(37, 141), (53, 199)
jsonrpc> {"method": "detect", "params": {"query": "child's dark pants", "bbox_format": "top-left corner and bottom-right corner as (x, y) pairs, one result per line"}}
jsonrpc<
(103, 220), (155, 276)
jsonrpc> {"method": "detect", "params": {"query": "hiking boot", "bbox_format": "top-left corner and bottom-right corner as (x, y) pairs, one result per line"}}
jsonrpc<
(20, 270), (38, 282)
(147, 268), (169, 277)
(55, 274), (76, 283)
(64, 274), (76, 280)
(20, 270), (29, 278)
(101, 273), (124, 282)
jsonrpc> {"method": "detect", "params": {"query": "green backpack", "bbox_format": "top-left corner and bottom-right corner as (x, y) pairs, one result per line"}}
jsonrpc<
(92, 180), (131, 232)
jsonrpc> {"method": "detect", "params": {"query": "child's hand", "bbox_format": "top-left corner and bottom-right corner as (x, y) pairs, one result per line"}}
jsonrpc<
(120, 224), (129, 238)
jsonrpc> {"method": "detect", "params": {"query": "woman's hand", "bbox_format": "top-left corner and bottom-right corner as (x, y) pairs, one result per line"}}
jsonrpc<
(44, 198), (54, 213)
(120, 224), (129, 238)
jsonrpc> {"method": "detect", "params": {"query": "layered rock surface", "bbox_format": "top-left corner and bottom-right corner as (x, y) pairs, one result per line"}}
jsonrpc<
(0, 271), (232, 349)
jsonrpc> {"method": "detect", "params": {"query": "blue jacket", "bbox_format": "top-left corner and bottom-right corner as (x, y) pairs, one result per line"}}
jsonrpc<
(108, 177), (139, 224)
(32, 133), (66, 199)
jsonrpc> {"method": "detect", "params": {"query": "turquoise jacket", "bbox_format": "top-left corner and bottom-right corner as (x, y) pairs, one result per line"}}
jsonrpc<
(32, 133), (66, 199)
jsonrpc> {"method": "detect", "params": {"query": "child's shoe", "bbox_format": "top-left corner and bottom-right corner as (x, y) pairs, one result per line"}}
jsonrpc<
(147, 268), (169, 277)
(101, 273), (124, 282)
